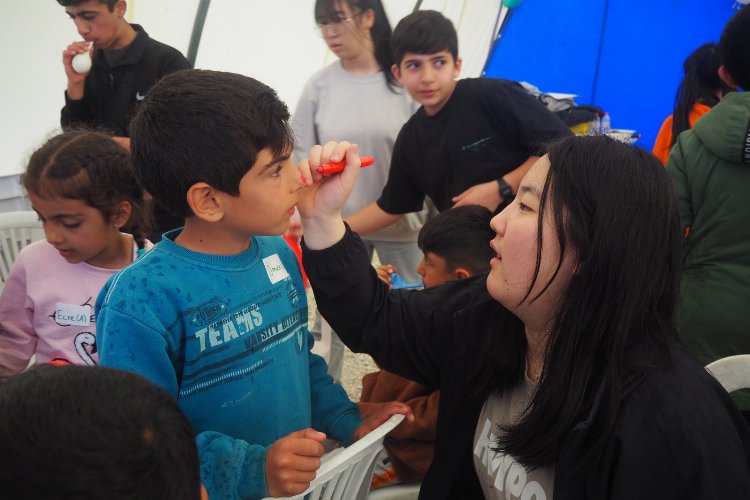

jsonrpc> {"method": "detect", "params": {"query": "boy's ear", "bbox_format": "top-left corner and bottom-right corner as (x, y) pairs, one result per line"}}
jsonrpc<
(115, 0), (127, 17)
(110, 200), (132, 230)
(453, 56), (463, 79)
(391, 64), (403, 83)
(718, 65), (738, 90)
(185, 182), (224, 223)
(452, 267), (472, 281)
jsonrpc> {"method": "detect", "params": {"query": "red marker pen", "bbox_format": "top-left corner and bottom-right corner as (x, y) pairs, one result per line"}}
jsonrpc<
(316, 156), (374, 175)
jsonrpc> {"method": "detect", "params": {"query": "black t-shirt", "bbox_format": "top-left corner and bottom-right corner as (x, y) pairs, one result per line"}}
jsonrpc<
(377, 78), (571, 214)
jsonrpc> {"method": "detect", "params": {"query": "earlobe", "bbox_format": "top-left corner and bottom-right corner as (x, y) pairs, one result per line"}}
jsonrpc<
(186, 182), (224, 223)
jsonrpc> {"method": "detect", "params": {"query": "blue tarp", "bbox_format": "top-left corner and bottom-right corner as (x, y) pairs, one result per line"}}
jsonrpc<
(484, 0), (737, 150)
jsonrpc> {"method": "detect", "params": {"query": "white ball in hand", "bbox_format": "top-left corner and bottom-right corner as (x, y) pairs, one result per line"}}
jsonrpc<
(72, 52), (92, 74)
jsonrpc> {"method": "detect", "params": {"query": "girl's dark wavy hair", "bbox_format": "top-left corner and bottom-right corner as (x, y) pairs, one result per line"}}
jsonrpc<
(315, 0), (398, 91)
(477, 135), (683, 471)
(670, 43), (728, 147)
(21, 129), (150, 249)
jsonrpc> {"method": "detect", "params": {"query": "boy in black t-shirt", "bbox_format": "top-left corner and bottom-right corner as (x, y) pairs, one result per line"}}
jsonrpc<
(346, 10), (570, 235)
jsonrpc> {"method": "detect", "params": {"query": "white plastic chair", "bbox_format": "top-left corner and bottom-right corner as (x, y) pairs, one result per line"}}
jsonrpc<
(264, 414), (405, 500)
(705, 355), (750, 393)
(368, 483), (421, 500)
(0, 211), (44, 293)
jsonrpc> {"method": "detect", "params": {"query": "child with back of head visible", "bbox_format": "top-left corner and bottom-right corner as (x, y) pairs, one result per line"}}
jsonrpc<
(362, 205), (495, 488)
(652, 42), (729, 165)
(0, 364), (206, 500)
(345, 9), (571, 237)
(0, 130), (151, 380)
(95, 68), (411, 500)
(667, 5), (750, 418)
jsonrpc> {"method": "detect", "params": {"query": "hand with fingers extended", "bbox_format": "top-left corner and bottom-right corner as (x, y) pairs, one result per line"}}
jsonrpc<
(351, 401), (414, 442)
(265, 428), (327, 498)
(451, 180), (502, 212)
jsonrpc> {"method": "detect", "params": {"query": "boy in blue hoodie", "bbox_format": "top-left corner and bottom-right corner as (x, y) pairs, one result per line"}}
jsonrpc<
(96, 69), (407, 500)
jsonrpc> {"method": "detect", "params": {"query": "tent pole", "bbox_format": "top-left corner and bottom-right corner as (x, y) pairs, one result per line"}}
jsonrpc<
(187, 0), (212, 67)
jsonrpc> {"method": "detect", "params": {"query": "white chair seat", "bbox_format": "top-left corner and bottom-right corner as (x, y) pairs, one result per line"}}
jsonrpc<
(705, 354), (750, 393)
(368, 483), (421, 500)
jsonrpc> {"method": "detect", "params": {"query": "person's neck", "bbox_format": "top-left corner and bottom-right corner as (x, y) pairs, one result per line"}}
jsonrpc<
(175, 217), (252, 256)
(340, 47), (380, 76)
(524, 325), (550, 384)
(109, 21), (137, 50)
(86, 232), (132, 269)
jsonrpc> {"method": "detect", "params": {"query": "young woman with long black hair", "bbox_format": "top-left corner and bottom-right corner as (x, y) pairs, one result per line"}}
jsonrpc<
(296, 135), (750, 499)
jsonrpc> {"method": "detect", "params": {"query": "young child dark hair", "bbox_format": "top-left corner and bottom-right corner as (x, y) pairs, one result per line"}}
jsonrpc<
(719, 4), (750, 89)
(0, 365), (202, 500)
(0, 130), (151, 379)
(22, 129), (149, 248)
(418, 205), (495, 277)
(57, 0), (117, 10)
(129, 69), (293, 218)
(390, 9), (457, 65)
(345, 9), (570, 240)
(98, 68), (407, 499)
(362, 204), (495, 487)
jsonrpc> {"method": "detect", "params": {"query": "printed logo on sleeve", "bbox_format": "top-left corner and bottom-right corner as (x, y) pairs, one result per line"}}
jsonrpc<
(263, 254), (289, 284)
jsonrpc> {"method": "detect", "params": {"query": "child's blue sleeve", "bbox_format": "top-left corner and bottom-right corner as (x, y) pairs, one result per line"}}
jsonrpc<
(307, 337), (362, 446)
(197, 432), (270, 500)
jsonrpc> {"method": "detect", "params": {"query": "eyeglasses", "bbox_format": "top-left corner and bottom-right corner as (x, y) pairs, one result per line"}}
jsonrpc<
(316, 11), (364, 33)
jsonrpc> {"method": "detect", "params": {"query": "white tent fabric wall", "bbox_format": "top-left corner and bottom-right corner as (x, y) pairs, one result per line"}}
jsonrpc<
(0, 0), (503, 206)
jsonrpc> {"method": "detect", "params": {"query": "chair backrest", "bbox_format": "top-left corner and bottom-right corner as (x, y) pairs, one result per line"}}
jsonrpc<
(264, 414), (405, 500)
(705, 355), (750, 393)
(0, 211), (45, 293)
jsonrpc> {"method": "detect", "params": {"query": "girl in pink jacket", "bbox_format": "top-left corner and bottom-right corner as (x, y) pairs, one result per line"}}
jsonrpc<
(0, 130), (151, 380)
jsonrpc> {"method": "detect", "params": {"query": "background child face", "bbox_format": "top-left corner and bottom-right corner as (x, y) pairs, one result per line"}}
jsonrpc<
(28, 193), (124, 268)
(64, 0), (127, 50)
(417, 251), (456, 289)
(392, 51), (461, 116)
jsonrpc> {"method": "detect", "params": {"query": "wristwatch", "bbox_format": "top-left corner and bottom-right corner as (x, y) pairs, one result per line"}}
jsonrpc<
(497, 178), (514, 202)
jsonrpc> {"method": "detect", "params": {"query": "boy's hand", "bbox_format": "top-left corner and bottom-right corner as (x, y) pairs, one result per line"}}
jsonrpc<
(62, 41), (91, 100)
(297, 141), (362, 250)
(265, 428), (326, 497)
(351, 401), (414, 442)
(451, 180), (503, 212)
(375, 265), (398, 288)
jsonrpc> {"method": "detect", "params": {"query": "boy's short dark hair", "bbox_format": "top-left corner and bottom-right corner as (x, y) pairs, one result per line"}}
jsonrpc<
(130, 69), (293, 218)
(417, 205), (494, 275)
(57, 0), (117, 11)
(0, 365), (201, 500)
(391, 10), (458, 66)
(719, 5), (750, 89)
